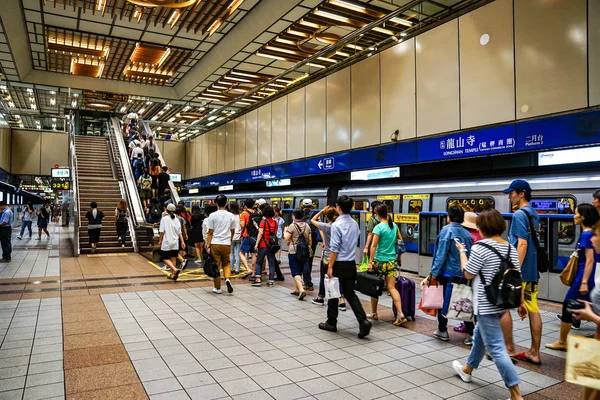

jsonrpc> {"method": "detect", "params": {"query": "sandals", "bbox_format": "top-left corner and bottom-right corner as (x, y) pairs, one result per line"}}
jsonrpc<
(167, 270), (181, 281)
(393, 317), (408, 326)
(367, 313), (379, 320)
(298, 292), (306, 301)
(251, 278), (262, 287)
(267, 281), (274, 287)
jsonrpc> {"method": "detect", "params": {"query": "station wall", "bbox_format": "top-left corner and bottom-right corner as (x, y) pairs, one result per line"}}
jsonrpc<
(0, 127), (11, 173)
(186, 0), (596, 180)
(10, 130), (68, 175)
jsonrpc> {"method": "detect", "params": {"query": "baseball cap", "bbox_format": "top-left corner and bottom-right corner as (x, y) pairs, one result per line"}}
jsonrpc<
(166, 203), (176, 211)
(256, 198), (267, 206)
(302, 199), (312, 207)
(502, 179), (532, 194)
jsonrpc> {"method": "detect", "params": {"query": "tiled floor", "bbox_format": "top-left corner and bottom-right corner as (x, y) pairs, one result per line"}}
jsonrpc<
(0, 225), (61, 279)
(0, 297), (64, 399)
(101, 286), (566, 400)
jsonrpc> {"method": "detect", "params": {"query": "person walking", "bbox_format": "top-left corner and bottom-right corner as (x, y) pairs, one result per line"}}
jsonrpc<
(229, 202), (242, 273)
(301, 199), (318, 291)
(205, 195), (236, 294)
(239, 199), (258, 277)
(284, 209), (312, 300)
(17, 202), (35, 239)
(251, 205), (279, 287)
(501, 179), (543, 365)
(0, 201), (14, 262)
(318, 196), (371, 338)
(36, 204), (51, 240)
(452, 209), (527, 400)
(190, 205), (205, 265)
(85, 202), (104, 254)
(545, 203), (599, 351)
(367, 204), (408, 326)
(274, 207), (285, 264)
(159, 203), (184, 281)
(311, 206), (346, 310)
(425, 206), (475, 344)
(114, 199), (130, 248)
(138, 170), (153, 208)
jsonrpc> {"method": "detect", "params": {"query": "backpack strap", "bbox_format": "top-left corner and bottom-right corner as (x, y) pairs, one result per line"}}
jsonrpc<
(519, 208), (541, 248)
(475, 242), (511, 285)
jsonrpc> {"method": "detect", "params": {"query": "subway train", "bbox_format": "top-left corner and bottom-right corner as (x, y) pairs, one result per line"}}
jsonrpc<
(180, 171), (600, 303)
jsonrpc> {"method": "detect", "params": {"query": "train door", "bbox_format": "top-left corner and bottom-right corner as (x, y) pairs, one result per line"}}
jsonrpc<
(279, 197), (294, 252)
(418, 212), (446, 276)
(399, 194), (431, 274)
(351, 210), (368, 262)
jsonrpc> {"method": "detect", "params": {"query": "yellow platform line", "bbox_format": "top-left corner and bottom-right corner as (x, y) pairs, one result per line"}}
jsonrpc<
(148, 261), (171, 276)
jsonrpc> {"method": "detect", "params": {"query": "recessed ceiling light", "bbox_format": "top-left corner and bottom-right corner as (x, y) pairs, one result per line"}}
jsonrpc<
(480, 33), (490, 46)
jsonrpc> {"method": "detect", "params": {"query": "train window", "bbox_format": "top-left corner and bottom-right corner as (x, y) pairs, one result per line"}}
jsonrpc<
(382, 200), (394, 213)
(408, 200), (422, 213)
(521, 195), (577, 246)
(354, 201), (368, 211)
(447, 197), (495, 213)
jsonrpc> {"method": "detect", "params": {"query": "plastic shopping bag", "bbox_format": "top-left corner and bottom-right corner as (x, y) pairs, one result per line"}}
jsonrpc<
(444, 283), (474, 322)
(324, 276), (341, 300)
(357, 256), (369, 273)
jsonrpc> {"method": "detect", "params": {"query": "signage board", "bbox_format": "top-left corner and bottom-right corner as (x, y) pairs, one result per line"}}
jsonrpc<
(305, 152), (351, 175)
(51, 168), (70, 178)
(271, 161), (305, 179)
(403, 194), (430, 200)
(218, 185), (234, 191)
(377, 195), (400, 200)
(203, 173), (235, 187)
(168, 173), (182, 182)
(351, 141), (417, 168)
(51, 180), (70, 191)
(188, 188), (199, 194)
(417, 125), (516, 162)
(236, 167), (273, 182)
(394, 213), (420, 224)
(83, 90), (129, 102)
(266, 179), (291, 187)
(351, 167), (399, 181)
(538, 146), (600, 166)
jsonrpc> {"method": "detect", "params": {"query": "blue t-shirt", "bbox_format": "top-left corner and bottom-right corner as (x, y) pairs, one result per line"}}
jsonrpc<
(509, 206), (539, 283)
(373, 222), (398, 262)
(0, 208), (14, 227)
(575, 230), (598, 287)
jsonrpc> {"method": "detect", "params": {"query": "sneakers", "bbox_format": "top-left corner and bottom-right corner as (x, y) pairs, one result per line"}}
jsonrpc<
(194, 260), (203, 264)
(312, 298), (325, 306)
(452, 360), (472, 383)
(212, 288), (222, 294)
(454, 323), (467, 333)
(464, 335), (473, 346)
(226, 279), (234, 294)
(180, 259), (188, 271)
(35, 237), (41, 240)
(16, 235), (22, 240)
(161, 266), (170, 271)
(434, 329), (450, 341)
(338, 303), (347, 311)
(556, 314), (581, 329)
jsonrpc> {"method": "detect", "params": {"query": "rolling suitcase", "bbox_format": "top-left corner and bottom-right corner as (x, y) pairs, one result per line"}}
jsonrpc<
(393, 276), (416, 321)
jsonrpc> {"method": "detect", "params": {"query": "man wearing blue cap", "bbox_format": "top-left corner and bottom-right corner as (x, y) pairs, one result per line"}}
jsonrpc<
(500, 179), (542, 365)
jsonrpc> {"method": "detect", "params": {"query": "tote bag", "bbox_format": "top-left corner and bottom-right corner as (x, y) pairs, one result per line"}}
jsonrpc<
(421, 278), (444, 309)
(566, 334), (600, 391)
(444, 282), (474, 322)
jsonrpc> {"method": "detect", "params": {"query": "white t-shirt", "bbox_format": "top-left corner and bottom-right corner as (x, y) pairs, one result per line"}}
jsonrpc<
(204, 209), (235, 245)
(131, 147), (144, 160)
(159, 215), (182, 251)
(232, 214), (242, 241)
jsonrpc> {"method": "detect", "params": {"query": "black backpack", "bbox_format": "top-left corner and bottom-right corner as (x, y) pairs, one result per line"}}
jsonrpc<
(477, 242), (523, 309)
(150, 204), (161, 220)
(521, 208), (550, 274)
(262, 219), (280, 253)
(117, 208), (127, 223)
(135, 159), (144, 171)
(294, 223), (310, 262)
(243, 210), (259, 238)
(303, 213), (318, 244)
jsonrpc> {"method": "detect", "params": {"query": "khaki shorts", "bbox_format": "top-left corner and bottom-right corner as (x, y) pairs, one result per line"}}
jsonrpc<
(523, 282), (539, 313)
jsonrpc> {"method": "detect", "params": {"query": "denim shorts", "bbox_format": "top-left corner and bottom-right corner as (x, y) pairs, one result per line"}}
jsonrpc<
(288, 253), (306, 277)
(240, 237), (256, 254)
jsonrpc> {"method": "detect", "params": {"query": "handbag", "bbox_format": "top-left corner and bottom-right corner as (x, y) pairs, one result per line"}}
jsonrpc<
(566, 334), (600, 391)
(521, 209), (550, 273)
(324, 276), (341, 300)
(560, 249), (579, 286)
(444, 281), (474, 322)
(358, 255), (369, 273)
(396, 240), (407, 255)
(203, 253), (220, 278)
(421, 276), (444, 309)
(355, 272), (384, 298)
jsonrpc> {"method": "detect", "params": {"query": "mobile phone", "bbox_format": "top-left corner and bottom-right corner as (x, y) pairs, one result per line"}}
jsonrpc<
(566, 299), (585, 311)
(454, 238), (462, 244)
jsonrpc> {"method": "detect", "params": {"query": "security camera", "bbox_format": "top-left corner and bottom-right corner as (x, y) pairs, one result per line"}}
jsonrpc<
(390, 129), (399, 142)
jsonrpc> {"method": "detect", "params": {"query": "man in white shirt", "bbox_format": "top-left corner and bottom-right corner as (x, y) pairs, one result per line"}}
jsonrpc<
(205, 194), (236, 294)
(130, 142), (144, 162)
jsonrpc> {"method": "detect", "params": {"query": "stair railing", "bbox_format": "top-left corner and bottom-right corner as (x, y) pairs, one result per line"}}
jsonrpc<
(68, 115), (80, 256)
(141, 120), (180, 205)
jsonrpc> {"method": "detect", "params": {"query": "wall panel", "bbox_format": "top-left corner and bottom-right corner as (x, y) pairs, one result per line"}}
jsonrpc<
(381, 39), (416, 142)
(515, 0), (587, 118)
(41, 132), (68, 175)
(11, 130), (41, 175)
(209, 130), (217, 176)
(163, 141), (186, 176)
(245, 109), (258, 168)
(234, 116), (246, 170)
(305, 79), (326, 157)
(460, 0), (515, 128)
(201, 135), (208, 177)
(326, 69), (351, 153)
(257, 104), (272, 165)
(416, 20), (460, 136)
(0, 128), (11, 172)
(590, 0), (600, 106)
(271, 96), (287, 163)
(225, 121), (235, 172)
(216, 125), (226, 173)
(352, 56), (380, 148)
(287, 88), (305, 160)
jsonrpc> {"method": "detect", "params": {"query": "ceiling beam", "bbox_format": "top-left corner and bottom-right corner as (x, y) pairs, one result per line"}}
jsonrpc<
(0, 0), (33, 80)
(174, 0), (304, 99)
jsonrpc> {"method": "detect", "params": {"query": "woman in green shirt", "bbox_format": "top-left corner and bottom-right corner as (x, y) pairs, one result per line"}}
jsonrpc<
(368, 204), (407, 326)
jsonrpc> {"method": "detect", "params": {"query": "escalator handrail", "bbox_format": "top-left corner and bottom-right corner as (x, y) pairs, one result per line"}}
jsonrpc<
(108, 118), (147, 227)
(140, 120), (180, 205)
(68, 116), (80, 256)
